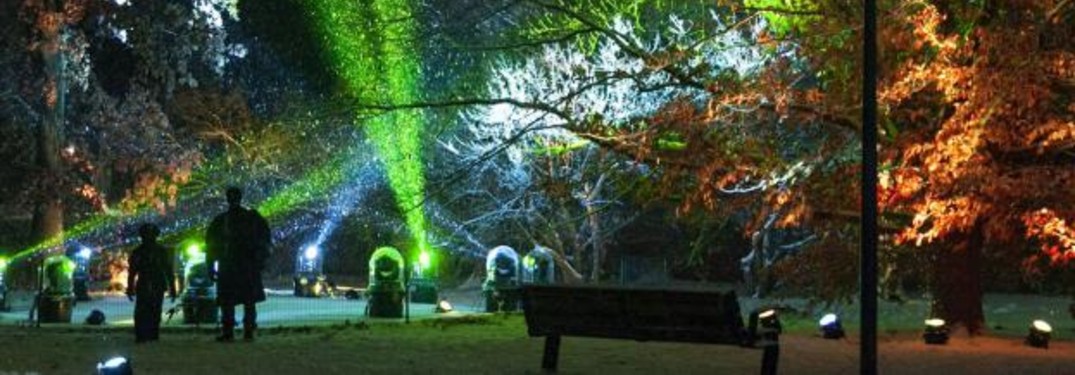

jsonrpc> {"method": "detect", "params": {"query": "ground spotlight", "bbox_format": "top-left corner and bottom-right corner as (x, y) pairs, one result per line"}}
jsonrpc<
(304, 245), (320, 261)
(70, 246), (93, 301)
(748, 308), (781, 344)
(96, 356), (132, 375)
(294, 244), (327, 298)
(184, 242), (203, 260)
(819, 313), (845, 339)
(435, 299), (453, 313)
(418, 251), (431, 271)
(0, 256), (8, 311)
(483, 246), (521, 312)
(367, 246), (405, 318)
(1026, 319), (1052, 349)
(923, 318), (949, 345)
(85, 309), (106, 325)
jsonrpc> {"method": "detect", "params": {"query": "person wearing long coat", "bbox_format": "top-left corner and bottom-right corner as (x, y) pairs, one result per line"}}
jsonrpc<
(206, 187), (271, 342)
(127, 223), (177, 343)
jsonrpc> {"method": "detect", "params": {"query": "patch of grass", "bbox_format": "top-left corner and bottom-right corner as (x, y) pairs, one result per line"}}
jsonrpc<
(751, 293), (1073, 340)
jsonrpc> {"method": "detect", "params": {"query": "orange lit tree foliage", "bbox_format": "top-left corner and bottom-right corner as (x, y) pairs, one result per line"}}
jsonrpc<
(876, 1), (1075, 334)
(555, 0), (1072, 332)
(730, 0), (1074, 332)
(559, 0), (865, 297)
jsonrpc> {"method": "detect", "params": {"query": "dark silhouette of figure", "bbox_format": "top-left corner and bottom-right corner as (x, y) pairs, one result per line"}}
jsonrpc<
(206, 187), (271, 342)
(127, 223), (177, 343)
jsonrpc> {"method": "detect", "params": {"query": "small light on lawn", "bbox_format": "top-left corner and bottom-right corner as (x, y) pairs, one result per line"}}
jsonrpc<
(1026, 319), (1052, 349)
(818, 313), (845, 339)
(96, 356), (132, 375)
(923, 318), (949, 345)
(436, 299), (453, 313)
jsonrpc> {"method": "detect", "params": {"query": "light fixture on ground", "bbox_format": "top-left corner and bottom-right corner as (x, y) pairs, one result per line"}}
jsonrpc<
(96, 356), (132, 375)
(922, 318), (949, 345)
(746, 308), (781, 375)
(178, 239), (217, 324)
(1026, 319), (1052, 349)
(522, 246), (556, 285)
(71, 245), (94, 301)
(749, 308), (782, 344)
(435, 299), (453, 313)
(0, 256), (8, 311)
(483, 246), (521, 312)
(38, 255), (77, 323)
(409, 248), (438, 304)
(819, 313), (845, 339)
(367, 246), (405, 318)
(294, 244), (327, 297)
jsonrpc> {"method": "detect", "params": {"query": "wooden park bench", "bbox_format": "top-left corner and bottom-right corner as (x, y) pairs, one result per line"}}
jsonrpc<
(521, 285), (780, 375)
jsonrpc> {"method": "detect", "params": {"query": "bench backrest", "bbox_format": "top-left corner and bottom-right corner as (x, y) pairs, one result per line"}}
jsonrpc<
(521, 285), (746, 345)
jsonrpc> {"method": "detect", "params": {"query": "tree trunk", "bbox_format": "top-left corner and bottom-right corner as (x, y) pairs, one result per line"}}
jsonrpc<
(31, 200), (63, 243)
(581, 172), (607, 282)
(586, 200), (603, 282)
(931, 223), (986, 335)
(31, 10), (67, 245)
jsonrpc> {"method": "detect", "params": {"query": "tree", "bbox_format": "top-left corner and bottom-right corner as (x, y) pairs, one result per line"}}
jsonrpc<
(876, 1), (1075, 334)
(420, 0), (862, 287)
(0, 0), (244, 265)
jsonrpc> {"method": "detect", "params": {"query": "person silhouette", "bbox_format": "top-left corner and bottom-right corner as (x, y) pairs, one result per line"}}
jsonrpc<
(127, 223), (177, 343)
(206, 187), (271, 342)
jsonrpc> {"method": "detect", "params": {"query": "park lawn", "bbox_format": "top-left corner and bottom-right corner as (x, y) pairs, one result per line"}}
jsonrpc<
(2, 302), (1073, 375)
(752, 292), (1075, 339)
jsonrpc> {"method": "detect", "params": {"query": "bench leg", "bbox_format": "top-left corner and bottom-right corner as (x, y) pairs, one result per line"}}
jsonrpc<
(760, 344), (779, 375)
(542, 335), (561, 372)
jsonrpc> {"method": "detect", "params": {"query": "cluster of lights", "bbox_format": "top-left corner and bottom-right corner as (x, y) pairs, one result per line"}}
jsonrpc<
(919, 317), (1054, 349)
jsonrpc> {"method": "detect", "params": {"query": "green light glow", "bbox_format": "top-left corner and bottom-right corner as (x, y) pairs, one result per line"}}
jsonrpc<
(744, 0), (818, 36)
(181, 238), (205, 260)
(0, 256), (8, 271)
(11, 1), (440, 266)
(306, 0), (432, 261)
(45, 255), (76, 279)
(257, 153), (352, 218)
(418, 251), (431, 270)
(369, 246), (405, 286)
(8, 149), (353, 263)
(10, 215), (110, 261)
